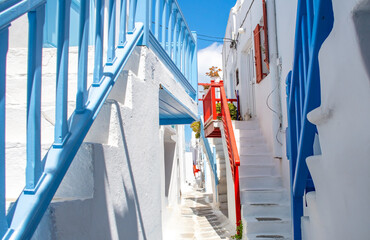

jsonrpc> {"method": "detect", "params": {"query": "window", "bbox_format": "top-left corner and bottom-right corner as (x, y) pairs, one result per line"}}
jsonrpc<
(253, 0), (270, 83)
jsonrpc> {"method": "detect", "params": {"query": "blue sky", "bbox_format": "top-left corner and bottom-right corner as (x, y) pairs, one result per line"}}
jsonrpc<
(177, 0), (236, 50)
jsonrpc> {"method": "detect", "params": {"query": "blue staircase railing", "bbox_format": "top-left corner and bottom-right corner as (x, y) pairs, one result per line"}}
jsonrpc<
(0, 0), (197, 239)
(286, 0), (334, 239)
(200, 118), (218, 186)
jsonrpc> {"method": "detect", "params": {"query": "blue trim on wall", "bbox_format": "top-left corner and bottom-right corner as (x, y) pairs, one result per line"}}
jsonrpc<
(159, 85), (197, 125)
(149, 32), (196, 99)
(160, 118), (194, 125)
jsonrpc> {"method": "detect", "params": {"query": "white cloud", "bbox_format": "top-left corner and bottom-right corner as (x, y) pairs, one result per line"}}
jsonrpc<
(197, 43), (223, 84)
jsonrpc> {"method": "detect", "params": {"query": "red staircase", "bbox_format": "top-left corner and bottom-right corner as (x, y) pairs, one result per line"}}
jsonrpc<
(199, 80), (241, 228)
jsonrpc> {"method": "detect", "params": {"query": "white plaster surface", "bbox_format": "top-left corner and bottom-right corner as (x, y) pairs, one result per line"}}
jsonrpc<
(222, 0), (299, 195)
(6, 42), (197, 239)
(224, 0), (370, 239)
(302, 1), (370, 239)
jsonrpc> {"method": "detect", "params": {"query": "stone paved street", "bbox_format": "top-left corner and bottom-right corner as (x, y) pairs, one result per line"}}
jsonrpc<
(163, 189), (235, 240)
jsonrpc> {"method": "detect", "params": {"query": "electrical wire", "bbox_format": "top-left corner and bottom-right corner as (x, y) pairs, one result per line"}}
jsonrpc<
(197, 33), (234, 41)
(198, 38), (225, 43)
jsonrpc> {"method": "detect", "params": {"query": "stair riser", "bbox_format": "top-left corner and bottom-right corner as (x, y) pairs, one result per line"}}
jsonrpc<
(218, 185), (227, 194)
(239, 146), (270, 155)
(241, 190), (286, 204)
(240, 177), (282, 190)
(243, 205), (291, 218)
(239, 165), (274, 177)
(233, 121), (259, 130)
(240, 156), (273, 165)
(218, 194), (227, 203)
(237, 137), (266, 145)
(235, 130), (263, 139)
(245, 221), (291, 234)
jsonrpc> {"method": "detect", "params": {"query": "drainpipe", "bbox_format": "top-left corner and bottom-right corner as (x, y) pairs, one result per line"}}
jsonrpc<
(267, 0), (283, 158)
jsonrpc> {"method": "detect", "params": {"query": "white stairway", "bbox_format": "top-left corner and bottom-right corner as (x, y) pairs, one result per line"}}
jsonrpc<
(234, 120), (292, 240)
(209, 138), (229, 217)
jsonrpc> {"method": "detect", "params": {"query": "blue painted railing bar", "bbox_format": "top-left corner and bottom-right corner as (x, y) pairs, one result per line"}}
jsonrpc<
(167, 6), (173, 55)
(161, 0), (167, 49)
(93, 0), (104, 85)
(119, 0), (127, 47)
(107, 0), (117, 64)
(54, 0), (71, 147)
(76, 0), (90, 112)
(26, 5), (45, 190)
(154, 0), (160, 39)
(286, 0), (334, 239)
(1, 0), (198, 238)
(7, 24), (145, 240)
(128, 0), (137, 32)
(0, 0), (46, 29)
(200, 118), (218, 186)
(0, 0), (22, 12)
(0, 26), (8, 237)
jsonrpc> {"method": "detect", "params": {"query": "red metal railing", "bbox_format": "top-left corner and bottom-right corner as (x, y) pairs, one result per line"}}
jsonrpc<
(199, 80), (241, 228)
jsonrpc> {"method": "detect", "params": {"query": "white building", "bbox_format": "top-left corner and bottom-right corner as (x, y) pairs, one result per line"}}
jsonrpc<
(1, 0), (199, 239)
(221, 0), (370, 239)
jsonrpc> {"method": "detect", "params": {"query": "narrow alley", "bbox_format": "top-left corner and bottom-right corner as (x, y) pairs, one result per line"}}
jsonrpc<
(163, 188), (235, 240)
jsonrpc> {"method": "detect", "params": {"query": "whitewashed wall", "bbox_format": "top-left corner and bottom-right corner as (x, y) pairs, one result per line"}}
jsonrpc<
(222, 0), (297, 191)
(6, 43), (196, 239)
(303, 0), (370, 239)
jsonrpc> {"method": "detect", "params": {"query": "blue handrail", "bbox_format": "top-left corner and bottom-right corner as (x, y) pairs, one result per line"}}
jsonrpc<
(286, 0), (334, 239)
(0, 0), (197, 239)
(200, 118), (218, 186)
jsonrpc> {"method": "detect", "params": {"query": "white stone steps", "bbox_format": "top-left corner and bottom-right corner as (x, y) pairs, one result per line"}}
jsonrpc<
(234, 129), (264, 139)
(237, 136), (266, 145)
(247, 233), (291, 240)
(233, 120), (260, 130)
(301, 216), (311, 240)
(218, 184), (228, 194)
(214, 144), (223, 151)
(242, 203), (290, 218)
(239, 145), (271, 155)
(244, 216), (291, 234)
(239, 164), (275, 177)
(240, 154), (274, 165)
(240, 176), (282, 190)
(231, 120), (291, 239)
(218, 194), (227, 203)
(240, 189), (288, 204)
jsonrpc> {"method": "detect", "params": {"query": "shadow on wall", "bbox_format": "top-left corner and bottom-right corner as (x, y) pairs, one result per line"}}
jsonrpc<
(92, 101), (148, 240)
(353, 0), (370, 82)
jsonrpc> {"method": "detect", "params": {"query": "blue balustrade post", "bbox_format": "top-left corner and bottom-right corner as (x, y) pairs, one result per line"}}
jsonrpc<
(119, 0), (127, 47)
(128, 0), (138, 33)
(93, 0), (104, 85)
(154, 0), (161, 39)
(188, 43), (193, 85)
(212, 146), (218, 186)
(177, 23), (184, 68)
(172, 11), (178, 62)
(0, 25), (9, 237)
(286, 71), (302, 240)
(107, 0), (117, 64)
(185, 37), (190, 79)
(191, 32), (198, 100)
(54, 0), (71, 147)
(167, 2), (173, 55)
(136, 0), (149, 45)
(181, 30), (186, 74)
(148, 0), (153, 32)
(161, 0), (169, 48)
(76, 0), (90, 112)
(26, 5), (45, 189)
